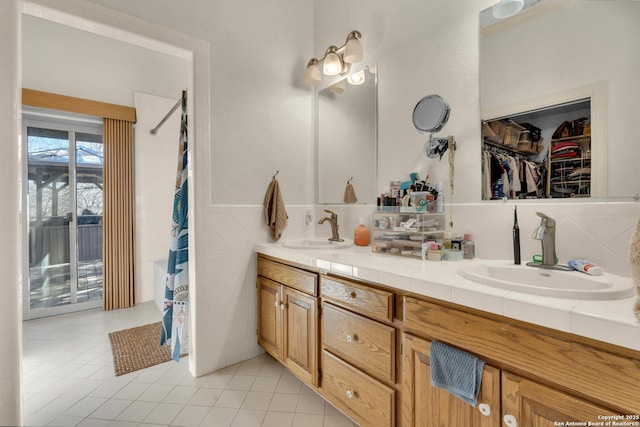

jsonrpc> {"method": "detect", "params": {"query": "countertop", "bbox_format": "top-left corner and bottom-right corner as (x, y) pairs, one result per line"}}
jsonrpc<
(255, 242), (640, 352)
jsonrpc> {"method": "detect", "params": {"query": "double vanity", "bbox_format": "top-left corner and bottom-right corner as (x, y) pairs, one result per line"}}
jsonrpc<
(255, 242), (639, 427)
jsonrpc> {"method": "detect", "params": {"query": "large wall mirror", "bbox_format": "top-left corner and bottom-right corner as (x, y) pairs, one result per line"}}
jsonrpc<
(479, 0), (640, 201)
(316, 65), (377, 204)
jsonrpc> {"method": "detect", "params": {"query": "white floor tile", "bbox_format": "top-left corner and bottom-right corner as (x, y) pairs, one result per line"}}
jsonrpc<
(161, 385), (197, 405)
(64, 397), (108, 418)
(187, 387), (223, 406)
(250, 376), (279, 393)
(225, 374), (256, 391)
(262, 410), (295, 427)
(240, 391), (273, 411)
(21, 303), (359, 427)
(293, 413), (324, 427)
(89, 399), (131, 421)
(230, 408), (265, 427)
(200, 407), (238, 427)
(170, 404), (210, 427)
(267, 393), (299, 413)
(214, 390), (248, 409)
(115, 401), (157, 423)
(296, 394), (326, 415)
(142, 402), (183, 425)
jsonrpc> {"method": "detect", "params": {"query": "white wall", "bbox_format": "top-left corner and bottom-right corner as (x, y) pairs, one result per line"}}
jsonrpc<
(0, 1), (22, 424)
(133, 92), (183, 305)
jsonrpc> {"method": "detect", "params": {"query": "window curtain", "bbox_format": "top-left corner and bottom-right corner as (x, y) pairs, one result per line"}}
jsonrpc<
(102, 118), (136, 310)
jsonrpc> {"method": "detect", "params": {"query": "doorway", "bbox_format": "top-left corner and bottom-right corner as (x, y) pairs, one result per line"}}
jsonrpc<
(23, 113), (104, 319)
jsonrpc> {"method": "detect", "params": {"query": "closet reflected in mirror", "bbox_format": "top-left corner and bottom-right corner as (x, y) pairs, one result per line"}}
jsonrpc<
(479, 0), (640, 201)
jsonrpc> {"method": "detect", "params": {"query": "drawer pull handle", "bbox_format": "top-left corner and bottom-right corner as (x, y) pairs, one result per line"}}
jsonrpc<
(503, 414), (517, 427)
(280, 303), (285, 311)
(346, 389), (355, 399)
(346, 334), (353, 343)
(344, 291), (356, 300)
(478, 403), (491, 416)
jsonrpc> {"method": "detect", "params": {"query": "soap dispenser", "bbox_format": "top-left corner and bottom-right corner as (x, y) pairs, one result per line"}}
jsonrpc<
(354, 217), (370, 246)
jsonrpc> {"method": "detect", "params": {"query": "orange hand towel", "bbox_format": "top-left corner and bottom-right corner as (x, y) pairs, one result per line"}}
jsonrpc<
(264, 178), (288, 241)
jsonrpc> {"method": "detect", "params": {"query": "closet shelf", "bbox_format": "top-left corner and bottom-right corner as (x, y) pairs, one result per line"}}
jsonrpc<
(550, 157), (591, 164)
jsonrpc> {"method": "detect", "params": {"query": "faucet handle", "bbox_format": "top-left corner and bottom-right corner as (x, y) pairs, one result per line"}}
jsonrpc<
(535, 212), (555, 227)
(324, 209), (338, 220)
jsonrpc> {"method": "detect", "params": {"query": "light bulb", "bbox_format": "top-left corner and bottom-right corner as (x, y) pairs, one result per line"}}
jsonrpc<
(492, 0), (524, 19)
(343, 33), (363, 64)
(304, 59), (321, 85)
(347, 70), (366, 85)
(328, 79), (346, 94)
(323, 46), (342, 76)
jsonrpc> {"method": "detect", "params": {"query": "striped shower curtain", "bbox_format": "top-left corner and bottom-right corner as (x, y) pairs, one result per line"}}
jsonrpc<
(160, 91), (189, 361)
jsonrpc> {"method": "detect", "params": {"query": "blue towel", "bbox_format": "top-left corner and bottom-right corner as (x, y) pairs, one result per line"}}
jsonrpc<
(430, 341), (485, 407)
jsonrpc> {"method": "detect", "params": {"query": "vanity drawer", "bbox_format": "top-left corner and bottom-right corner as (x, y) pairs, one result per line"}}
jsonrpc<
(321, 350), (395, 427)
(258, 257), (317, 296)
(321, 276), (394, 322)
(322, 302), (395, 383)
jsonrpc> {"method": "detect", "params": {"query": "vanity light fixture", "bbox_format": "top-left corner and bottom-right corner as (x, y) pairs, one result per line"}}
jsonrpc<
(347, 69), (366, 85)
(492, 0), (525, 19)
(305, 30), (363, 85)
(328, 79), (346, 94)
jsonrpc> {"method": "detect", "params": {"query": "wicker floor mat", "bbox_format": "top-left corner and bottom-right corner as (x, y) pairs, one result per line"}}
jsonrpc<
(108, 322), (172, 376)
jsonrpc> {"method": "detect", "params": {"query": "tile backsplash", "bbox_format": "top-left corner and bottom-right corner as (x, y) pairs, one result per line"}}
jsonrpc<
(191, 201), (639, 376)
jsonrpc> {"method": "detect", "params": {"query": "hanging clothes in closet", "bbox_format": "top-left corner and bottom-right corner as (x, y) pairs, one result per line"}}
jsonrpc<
(482, 147), (545, 199)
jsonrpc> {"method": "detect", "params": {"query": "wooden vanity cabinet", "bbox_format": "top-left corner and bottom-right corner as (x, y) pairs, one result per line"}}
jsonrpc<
(401, 333), (501, 427)
(402, 295), (636, 427)
(257, 254), (640, 427)
(257, 256), (319, 386)
(320, 275), (397, 427)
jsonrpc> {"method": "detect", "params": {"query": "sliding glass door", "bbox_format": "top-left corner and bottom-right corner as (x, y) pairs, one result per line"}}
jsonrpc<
(23, 116), (103, 319)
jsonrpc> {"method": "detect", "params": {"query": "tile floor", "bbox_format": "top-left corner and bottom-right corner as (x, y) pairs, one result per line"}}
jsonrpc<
(22, 301), (357, 427)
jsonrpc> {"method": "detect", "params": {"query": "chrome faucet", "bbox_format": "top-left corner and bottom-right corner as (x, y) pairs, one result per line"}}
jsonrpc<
(526, 212), (573, 271)
(532, 212), (557, 267)
(318, 209), (343, 242)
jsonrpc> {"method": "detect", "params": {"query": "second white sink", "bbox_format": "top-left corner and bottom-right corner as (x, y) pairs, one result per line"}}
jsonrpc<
(458, 260), (635, 300)
(281, 238), (354, 250)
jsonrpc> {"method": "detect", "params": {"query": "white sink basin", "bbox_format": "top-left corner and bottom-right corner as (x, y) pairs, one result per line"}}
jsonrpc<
(458, 260), (635, 300)
(281, 238), (354, 250)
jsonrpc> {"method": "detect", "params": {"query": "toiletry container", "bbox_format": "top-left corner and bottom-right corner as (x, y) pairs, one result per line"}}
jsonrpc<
(354, 217), (370, 246)
(435, 182), (444, 213)
(463, 234), (475, 259)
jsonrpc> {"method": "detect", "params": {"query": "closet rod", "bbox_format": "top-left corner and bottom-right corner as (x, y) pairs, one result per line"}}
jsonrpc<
(150, 96), (182, 136)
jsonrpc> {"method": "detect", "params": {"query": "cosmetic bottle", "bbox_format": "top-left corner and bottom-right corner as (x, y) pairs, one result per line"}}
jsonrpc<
(463, 234), (475, 260)
(435, 182), (444, 213)
(354, 217), (370, 246)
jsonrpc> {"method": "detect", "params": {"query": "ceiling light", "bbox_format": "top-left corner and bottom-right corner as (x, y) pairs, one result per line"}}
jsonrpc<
(492, 0), (525, 19)
(304, 30), (364, 86)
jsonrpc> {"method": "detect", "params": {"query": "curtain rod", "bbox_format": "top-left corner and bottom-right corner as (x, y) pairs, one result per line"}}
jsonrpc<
(150, 92), (185, 135)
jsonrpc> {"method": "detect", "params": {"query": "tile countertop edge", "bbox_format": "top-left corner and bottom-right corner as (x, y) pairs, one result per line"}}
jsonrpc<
(254, 243), (640, 352)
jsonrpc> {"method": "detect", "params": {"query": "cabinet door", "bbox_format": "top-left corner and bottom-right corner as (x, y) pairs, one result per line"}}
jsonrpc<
(401, 333), (500, 427)
(502, 371), (619, 427)
(283, 287), (318, 386)
(257, 277), (283, 361)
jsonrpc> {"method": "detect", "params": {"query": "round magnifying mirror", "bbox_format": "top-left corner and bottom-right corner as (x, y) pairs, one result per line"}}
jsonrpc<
(412, 94), (451, 134)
